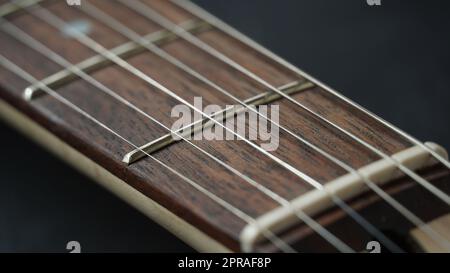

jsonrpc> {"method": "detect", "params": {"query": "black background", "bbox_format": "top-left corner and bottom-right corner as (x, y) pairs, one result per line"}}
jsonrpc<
(0, 0), (449, 252)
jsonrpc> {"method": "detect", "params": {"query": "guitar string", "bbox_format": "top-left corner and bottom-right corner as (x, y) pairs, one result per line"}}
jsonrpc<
(171, 0), (450, 171)
(2, 4), (355, 253)
(0, 19), (354, 254)
(3, 1), (398, 253)
(102, 0), (450, 251)
(0, 0), (430, 253)
(112, 0), (450, 250)
(0, 54), (297, 253)
(16, 2), (450, 251)
(27, 3), (328, 191)
(37, 0), (450, 251)
(121, 0), (450, 206)
(10, 1), (450, 252)
(79, 0), (404, 253)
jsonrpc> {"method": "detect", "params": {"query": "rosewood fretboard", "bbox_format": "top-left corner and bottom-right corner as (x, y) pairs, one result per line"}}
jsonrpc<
(0, 0), (449, 253)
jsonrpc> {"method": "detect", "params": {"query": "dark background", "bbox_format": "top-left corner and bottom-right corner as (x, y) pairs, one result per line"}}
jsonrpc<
(1, 0), (449, 252)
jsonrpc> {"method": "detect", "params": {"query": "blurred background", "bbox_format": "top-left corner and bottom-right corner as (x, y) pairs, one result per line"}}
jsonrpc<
(0, 0), (449, 252)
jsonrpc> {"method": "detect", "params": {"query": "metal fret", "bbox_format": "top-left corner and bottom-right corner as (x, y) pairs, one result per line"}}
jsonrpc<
(142, 0), (450, 207)
(0, 0), (43, 18)
(123, 80), (315, 164)
(23, 19), (212, 100)
(3, 0), (447, 252)
(0, 53), (296, 253)
(175, 0), (450, 171)
(7, 0), (445, 252)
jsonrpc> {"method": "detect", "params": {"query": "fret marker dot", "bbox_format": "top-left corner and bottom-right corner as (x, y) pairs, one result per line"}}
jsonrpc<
(61, 20), (91, 38)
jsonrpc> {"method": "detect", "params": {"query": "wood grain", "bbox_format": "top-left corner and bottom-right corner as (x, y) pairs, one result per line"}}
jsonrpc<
(0, 0), (448, 252)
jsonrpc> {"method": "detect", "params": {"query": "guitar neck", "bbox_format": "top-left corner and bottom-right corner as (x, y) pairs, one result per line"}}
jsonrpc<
(0, 0), (449, 253)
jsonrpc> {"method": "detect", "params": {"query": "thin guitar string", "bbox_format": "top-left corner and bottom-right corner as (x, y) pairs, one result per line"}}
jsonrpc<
(13, 1), (450, 252)
(96, 0), (450, 252)
(7, 0), (393, 253)
(0, 54), (298, 254)
(113, 0), (450, 250)
(3, 4), (354, 253)
(120, 0), (450, 207)
(134, 0), (450, 206)
(0, 0), (428, 253)
(0, 1), (350, 251)
(79, 0), (404, 253)
(27, 4), (328, 192)
(17, 2), (450, 251)
(6, 0), (450, 251)
(171, 0), (450, 171)
(38, 0), (450, 252)
(0, 19), (353, 254)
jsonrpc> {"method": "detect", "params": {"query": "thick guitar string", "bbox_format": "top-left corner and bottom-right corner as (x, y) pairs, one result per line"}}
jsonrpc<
(172, 0), (450, 171)
(106, 0), (449, 248)
(0, 54), (299, 253)
(120, 0), (450, 207)
(79, 0), (404, 253)
(1, 6), (354, 253)
(10, 0), (445, 251)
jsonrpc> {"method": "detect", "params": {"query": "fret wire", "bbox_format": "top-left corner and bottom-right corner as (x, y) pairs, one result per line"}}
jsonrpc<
(24, 19), (212, 100)
(23, 1), (450, 252)
(0, 5), (355, 252)
(27, 3), (326, 192)
(43, 0), (443, 252)
(171, 0), (450, 179)
(0, 54), (296, 254)
(0, 19), (350, 254)
(115, 0), (450, 250)
(173, 0), (450, 171)
(80, 0), (404, 253)
(9, 0), (446, 251)
(123, 81), (314, 164)
(2, 4), (354, 254)
(122, 0), (450, 211)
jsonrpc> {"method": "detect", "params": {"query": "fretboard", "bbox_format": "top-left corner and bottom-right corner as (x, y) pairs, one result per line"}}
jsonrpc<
(0, 0), (449, 253)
